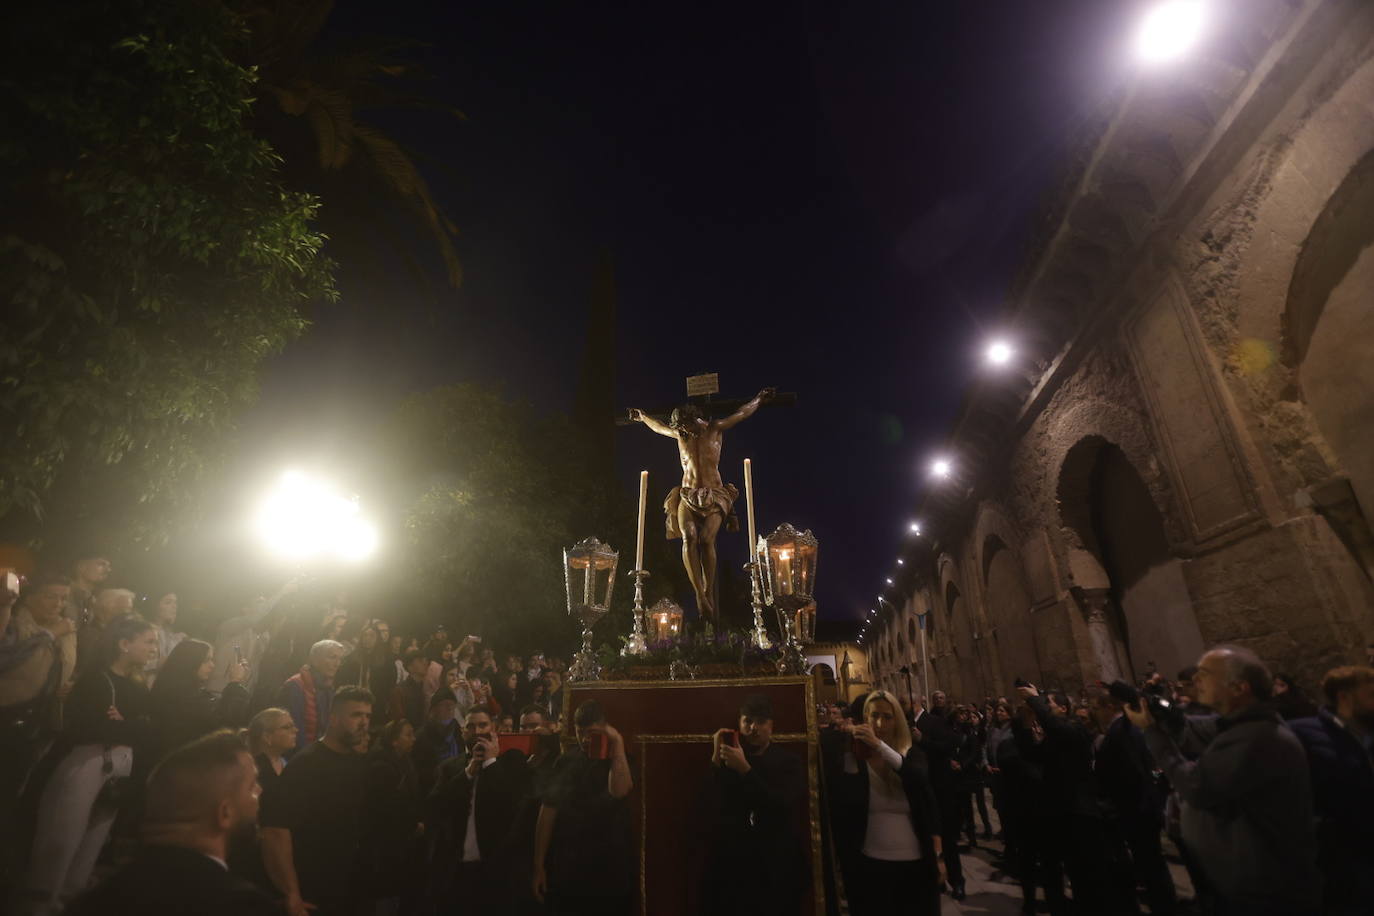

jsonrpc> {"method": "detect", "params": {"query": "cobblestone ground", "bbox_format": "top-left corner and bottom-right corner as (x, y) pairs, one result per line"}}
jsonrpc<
(936, 807), (1196, 915)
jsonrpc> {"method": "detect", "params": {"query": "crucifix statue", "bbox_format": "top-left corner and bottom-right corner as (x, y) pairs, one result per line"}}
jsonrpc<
(627, 386), (777, 623)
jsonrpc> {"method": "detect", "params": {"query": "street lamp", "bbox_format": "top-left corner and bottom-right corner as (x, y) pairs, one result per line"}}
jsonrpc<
(254, 471), (379, 563)
(930, 458), (952, 479)
(563, 537), (619, 681)
(908, 521), (922, 535)
(1136, 0), (1206, 65)
(985, 340), (1013, 366)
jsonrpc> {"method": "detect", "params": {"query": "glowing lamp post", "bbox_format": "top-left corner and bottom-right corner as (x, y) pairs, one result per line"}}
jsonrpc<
(759, 523), (818, 674)
(564, 537), (619, 682)
(254, 471), (378, 563)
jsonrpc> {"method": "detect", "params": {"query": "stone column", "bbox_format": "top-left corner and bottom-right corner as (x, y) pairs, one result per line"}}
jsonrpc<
(1072, 587), (1124, 683)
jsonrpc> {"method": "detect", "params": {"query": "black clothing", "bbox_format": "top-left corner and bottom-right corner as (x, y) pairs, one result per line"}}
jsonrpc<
(1006, 721), (1067, 915)
(147, 683), (249, 767)
(706, 742), (808, 916)
(822, 729), (942, 916)
(66, 844), (276, 916)
(337, 650), (394, 697)
(850, 856), (940, 916)
(914, 708), (963, 889)
(1290, 707), (1374, 914)
(1097, 714), (1175, 915)
(388, 676), (426, 731)
(258, 740), (367, 909)
(542, 748), (634, 902)
(412, 718), (462, 798)
(434, 748), (531, 865)
(359, 747), (423, 901)
(63, 667), (151, 747)
(1272, 689), (1319, 721)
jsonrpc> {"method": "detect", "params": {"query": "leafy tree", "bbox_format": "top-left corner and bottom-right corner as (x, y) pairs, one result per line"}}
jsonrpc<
(230, 0), (465, 288)
(0, 0), (336, 545)
(385, 383), (690, 653)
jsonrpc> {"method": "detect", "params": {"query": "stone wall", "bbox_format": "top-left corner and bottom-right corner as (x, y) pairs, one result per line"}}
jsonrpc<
(869, 0), (1374, 702)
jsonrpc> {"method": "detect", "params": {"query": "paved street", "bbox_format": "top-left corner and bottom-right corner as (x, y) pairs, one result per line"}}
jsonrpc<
(934, 811), (1196, 915)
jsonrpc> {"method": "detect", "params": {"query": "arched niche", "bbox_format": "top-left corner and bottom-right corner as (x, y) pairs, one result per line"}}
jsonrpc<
(1058, 436), (1204, 680)
(982, 533), (1040, 692)
(1292, 150), (1374, 520)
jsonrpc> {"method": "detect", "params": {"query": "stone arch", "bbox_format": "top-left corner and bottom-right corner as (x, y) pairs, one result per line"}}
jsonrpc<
(940, 562), (980, 703)
(1058, 435), (1204, 681)
(981, 532), (1040, 693)
(1230, 52), (1374, 508)
(1290, 150), (1374, 521)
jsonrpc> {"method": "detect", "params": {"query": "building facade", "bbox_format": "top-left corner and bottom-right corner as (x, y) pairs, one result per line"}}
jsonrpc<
(869, 0), (1374, 702)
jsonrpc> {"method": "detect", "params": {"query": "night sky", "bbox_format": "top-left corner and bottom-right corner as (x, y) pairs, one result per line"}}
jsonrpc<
(242, 0), (1136, 634)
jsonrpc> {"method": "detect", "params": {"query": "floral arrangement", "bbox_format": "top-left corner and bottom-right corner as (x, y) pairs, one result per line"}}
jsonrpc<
(595, 623), (783, 679)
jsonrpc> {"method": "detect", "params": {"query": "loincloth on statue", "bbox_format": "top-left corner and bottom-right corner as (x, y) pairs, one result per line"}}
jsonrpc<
(664, 484), (740, 540)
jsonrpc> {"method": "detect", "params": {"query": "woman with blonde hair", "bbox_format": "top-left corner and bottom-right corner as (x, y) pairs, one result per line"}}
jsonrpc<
(822, 689), (944, 916)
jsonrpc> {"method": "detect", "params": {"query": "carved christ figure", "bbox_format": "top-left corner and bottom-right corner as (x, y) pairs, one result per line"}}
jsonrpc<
(629, 388), (775, 622)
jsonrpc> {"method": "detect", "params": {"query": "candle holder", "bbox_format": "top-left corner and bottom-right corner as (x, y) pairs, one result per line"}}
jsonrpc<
(760, 523), (818, 676)
(563, 537), (619, 682)
(622, 568), (650, 656)
(744, 542), (772, 650)
(647, 597), (684, 642)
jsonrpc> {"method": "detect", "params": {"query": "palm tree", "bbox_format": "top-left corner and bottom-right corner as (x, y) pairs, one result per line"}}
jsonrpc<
(230, 0), (464, 287)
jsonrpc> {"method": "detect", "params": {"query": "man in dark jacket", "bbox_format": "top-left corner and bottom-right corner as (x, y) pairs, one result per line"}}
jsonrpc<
(67, 730), (275, 916)
(706, 694), (808, 916)
(1290, 665), (1374, 915)
(1128, 645), (1320, 916)
(430, 706), (532, 910)
(1016, 683), (1110, 913)
(915, 691), (965, 899)
(1094, 685), (1176, 915)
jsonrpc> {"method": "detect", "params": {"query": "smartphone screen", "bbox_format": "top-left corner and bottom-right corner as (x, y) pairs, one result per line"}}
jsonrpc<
(852, 738), (873, 761)
(722, 729), (739, 748)
(498, 732), (535, 755)
(584, 733), (609, 760)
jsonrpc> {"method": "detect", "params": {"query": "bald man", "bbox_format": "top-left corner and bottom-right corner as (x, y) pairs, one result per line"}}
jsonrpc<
(65, 730), (274, 916)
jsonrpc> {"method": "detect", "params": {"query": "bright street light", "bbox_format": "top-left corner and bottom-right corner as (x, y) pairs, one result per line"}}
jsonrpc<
(930, 458), (951, 479)
(985, 340), (1013, 366)
(255, 470), (379, 562)
(885, 578), (894, 585)
(897, 558), (905, 566)
(1136, 0), (1206, 64)
(909, 521), (922, 535)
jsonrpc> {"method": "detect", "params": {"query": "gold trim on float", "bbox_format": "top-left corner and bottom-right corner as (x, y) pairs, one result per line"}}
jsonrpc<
(567, 674), (825, 916)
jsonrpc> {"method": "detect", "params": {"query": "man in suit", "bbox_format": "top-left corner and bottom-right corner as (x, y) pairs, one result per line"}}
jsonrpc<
(431, 705), (533, 910)
(915, 690), (965, 899)
(66, 729), (275, 916)
(1094, 685), (1176, 915)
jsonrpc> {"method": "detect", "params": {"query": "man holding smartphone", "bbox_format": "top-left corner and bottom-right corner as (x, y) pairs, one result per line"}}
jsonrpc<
(532, 700), (633, 915)
(705, 693), (807, 916)
(428, 707), (532, 911)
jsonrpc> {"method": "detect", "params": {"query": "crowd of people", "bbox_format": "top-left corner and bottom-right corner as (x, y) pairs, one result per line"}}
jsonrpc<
(2, 550), (1372, 915)
(819, 648), (1374, 916)
(0, 551), (606, 916)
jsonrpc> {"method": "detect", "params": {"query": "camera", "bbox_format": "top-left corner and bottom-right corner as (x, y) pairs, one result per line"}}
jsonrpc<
(1106, 680), (1177, 725)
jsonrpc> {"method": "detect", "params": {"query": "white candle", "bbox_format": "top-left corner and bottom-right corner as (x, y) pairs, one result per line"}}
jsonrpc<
(635, 470), (648, 571)
(744, 458), (757, 560)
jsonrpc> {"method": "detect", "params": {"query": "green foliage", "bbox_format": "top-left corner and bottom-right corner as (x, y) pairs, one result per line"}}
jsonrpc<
(388, 384), (603, 652)
(230, 0), (465, 287)
(0, 0), (336, 544)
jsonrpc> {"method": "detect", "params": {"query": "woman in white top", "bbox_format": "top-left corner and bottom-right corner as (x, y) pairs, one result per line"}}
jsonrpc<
(823, 689), (944, 916)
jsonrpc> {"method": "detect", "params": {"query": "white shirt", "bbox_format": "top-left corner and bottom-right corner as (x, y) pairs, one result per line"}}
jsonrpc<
(849, 741), (923, 861)
(461, 755), (498, 862)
